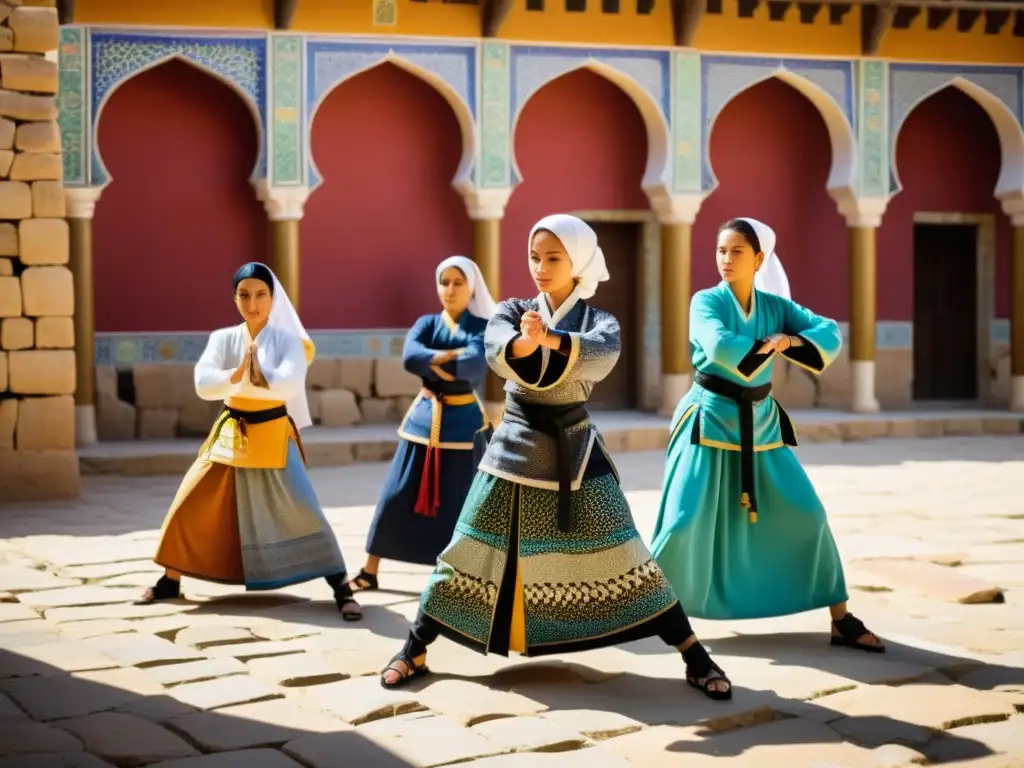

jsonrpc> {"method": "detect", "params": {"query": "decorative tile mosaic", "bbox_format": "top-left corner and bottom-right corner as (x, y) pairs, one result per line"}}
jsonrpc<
(270, 35), (303, 186)
(306, 39), (476, 188)
(701, 56), (854, 190)
(858, 60), (888, 199)
(96, 320), (1016, 365)
(89, 31), (268, 185)
(94, 330), (409, 366)
(888, 63), (1023, 193)
(672, 51), (702, 194)
(58, 27), (87, 186)
(479, 41), (511, 189)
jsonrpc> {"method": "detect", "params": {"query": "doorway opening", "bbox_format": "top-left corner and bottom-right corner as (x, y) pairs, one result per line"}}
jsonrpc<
(912, 223), (978, 401)
(583, 220), (641, 410)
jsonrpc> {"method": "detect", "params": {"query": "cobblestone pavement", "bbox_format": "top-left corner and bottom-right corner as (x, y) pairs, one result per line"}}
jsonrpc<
(0, 436), (1022, 768)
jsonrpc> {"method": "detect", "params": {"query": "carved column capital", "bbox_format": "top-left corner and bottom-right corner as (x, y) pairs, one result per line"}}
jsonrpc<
(645, 188), (704, 225)
(834, 193), (889, 228)
(255, 180), (310, 221)
(463, 187), (512, 221)
(64, 187), (103, 220)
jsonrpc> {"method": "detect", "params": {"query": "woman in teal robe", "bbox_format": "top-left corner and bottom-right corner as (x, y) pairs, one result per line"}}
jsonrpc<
(651, 218), (884, 653)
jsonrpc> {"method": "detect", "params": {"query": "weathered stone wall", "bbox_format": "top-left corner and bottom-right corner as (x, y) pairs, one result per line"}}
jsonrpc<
(95, 358), (423, 440)
(0, 1), (79, 500)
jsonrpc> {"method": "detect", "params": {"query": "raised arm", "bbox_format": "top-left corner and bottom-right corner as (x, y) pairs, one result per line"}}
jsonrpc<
(438, 330), (488, 386)
(402, 316), (443, 380)
(550, 311), (621, 385)
(690, 291), (765, 378)
(194, 330), (235, 401)
(781, 299), (843, 374)
(258, 332), (308, 399)
(486, 300), (544, 387)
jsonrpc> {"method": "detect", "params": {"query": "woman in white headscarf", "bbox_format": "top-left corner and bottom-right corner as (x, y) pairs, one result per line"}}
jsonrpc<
(136, 262), (362, 621)
(651, 218), (885, 653)
(379, 215), (733, 701)
(350, 256), (496, 592)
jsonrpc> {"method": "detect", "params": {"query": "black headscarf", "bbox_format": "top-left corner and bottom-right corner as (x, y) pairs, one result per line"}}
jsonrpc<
(232, 262), (275, 294)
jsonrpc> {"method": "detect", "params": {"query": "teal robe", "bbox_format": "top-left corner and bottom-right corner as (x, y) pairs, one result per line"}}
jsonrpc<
(651, 282), (849, 619)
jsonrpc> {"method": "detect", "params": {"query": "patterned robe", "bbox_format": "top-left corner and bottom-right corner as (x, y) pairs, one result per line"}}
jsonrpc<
(418, 295), (680, 656)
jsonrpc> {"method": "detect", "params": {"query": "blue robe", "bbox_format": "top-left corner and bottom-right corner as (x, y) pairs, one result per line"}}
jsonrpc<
(651, 282), (849, 620)
(365, 312), (491, 566)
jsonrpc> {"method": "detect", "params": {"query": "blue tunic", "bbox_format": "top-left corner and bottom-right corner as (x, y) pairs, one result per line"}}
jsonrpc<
(651, 282), (849, 620)
(366, 312), (491, 566)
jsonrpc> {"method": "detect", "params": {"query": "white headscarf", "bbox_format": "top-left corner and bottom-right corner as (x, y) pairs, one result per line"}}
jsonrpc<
(739, 217), (791, 301)
(435, 255), (497, 319)
(528, 214), (610, 327)
(243, 264), (314, 430)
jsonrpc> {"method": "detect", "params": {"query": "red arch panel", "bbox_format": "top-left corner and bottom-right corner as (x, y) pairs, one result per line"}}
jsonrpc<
(693, 78), (846, 318)
(501, 69), (649, 299)
(301, 62), (471, 329)
(93, 59), (266, 332)
(880, 86), (1010, 321)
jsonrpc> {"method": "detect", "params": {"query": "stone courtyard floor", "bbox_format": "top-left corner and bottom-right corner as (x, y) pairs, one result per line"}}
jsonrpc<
(0, 436), (1022, 767)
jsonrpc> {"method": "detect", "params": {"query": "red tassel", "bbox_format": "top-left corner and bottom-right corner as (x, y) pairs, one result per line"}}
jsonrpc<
(414, 447), (441, 517)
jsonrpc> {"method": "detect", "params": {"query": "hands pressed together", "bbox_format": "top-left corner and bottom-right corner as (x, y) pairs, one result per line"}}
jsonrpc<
(230, 345), (269, 389)
(757, 333), (792, 356)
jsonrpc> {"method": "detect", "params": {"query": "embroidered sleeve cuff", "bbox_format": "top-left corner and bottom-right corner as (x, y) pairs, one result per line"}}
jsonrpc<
(735, 341), (774, 380)
(781, 335), (827, 373)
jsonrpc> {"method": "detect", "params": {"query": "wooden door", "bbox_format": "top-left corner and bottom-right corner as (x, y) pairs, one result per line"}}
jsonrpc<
(584, 222), (640, 410)
(912, 223), (977, 401)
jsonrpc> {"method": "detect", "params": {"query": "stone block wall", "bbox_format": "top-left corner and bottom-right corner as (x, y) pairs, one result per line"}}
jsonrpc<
(95, 358), (424, 440)
(0, 1), (79, 501)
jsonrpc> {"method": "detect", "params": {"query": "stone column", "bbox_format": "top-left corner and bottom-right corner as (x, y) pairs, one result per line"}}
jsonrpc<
(1009, 212), (1024, 412)
(256, 183), (310, 306)
(0, 3), (81, 501)
(648, 191), (703, 416)
(65, 187), (103, 446)
(464, 188), (512, 405)
(840, 199), (887, 414)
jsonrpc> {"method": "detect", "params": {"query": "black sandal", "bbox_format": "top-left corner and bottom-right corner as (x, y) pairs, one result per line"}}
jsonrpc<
(333, 582), (363, 622)
(682, 642), (733, 701)
(380, 651), (429, 690)
(133, 575), (181, 605)
(831, 612), (885, 653)
(350, 569), (379, 592)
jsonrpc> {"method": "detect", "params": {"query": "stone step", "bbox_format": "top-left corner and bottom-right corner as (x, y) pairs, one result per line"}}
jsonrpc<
(76, 410), (1024, 477)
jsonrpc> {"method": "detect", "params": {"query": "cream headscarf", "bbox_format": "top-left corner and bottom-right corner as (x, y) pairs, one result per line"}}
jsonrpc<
(528, 214), (610, 326)
(435, 255), (498, 319)
(233, 262), (314, 430)
(739, 217), (791, 301)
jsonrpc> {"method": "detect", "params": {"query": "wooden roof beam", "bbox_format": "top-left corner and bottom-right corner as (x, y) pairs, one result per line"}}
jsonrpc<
(275, 0), (299, 30)
(671, 0), (705, 46)
(483, 0), (516, 37)
(57, 0), (76, 25)
(862, 0), (895, 54)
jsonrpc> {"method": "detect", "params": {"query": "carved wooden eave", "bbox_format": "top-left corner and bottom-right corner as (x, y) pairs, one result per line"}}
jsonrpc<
(862, 0), (896, 53)
(671, 0), (705, 45)
(275, 0), (300, 30)
(57, 0), (76, 25)
(482, 0), (516, 37)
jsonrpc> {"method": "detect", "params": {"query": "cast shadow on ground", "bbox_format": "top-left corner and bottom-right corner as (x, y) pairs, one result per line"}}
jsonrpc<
(392, 657), (997, 764)
(0, 647), (418, 767)
(181, 591), (420, 642)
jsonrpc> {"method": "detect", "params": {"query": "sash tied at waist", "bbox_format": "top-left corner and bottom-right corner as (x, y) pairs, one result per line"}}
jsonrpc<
(501, 395), (589, 533)
(693, 371), (772, 524)
(212, 404), (290, 450)
(414, 385), (483, 517)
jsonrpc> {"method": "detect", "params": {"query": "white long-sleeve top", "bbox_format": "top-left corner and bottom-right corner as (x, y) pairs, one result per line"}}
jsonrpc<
(194, 324), (311, 427)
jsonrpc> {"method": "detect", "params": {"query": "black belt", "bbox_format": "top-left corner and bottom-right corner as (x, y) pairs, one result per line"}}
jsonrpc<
(212, 404), (290, 448)
(694, 372), (771, 523)
(501, 395), (589, 533)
